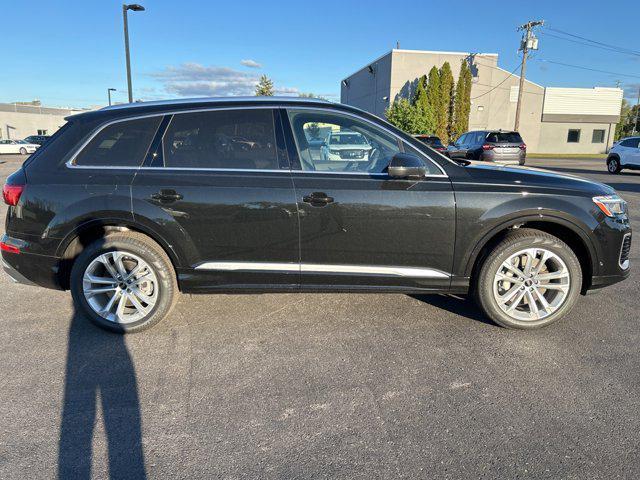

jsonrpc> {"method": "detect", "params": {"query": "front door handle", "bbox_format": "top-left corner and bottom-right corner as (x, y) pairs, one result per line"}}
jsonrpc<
(151, 189), (183, 203)
(303, 192), (334, 206)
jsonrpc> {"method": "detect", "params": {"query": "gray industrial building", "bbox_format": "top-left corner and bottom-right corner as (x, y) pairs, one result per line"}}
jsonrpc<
(0, 102), (86, 140)
(340, 49), (623, 154)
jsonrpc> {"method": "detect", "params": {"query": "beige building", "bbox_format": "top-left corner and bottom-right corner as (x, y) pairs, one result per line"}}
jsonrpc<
(340, 49), (623, 154)
(0, 102), (86, 140)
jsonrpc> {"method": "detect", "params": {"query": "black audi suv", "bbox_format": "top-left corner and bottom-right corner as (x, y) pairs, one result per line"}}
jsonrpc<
(1, 97), (631, 332)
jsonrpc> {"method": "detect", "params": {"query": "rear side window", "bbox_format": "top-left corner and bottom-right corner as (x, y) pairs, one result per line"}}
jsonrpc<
(162, 109), (278, 170)
(73, 117), (161, 167)
(486, 132), (523, 143)
(620, 138), (640, 148)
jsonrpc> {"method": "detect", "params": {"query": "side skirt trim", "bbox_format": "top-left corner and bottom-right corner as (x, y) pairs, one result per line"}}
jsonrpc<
(194, 261), (450, 279)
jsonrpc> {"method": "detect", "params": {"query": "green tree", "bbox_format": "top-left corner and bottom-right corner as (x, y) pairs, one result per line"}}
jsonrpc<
(452, 60), (472, 141)
(425, 66), (441, 133)
(299, 92), (328, 100)
(439, 62), (455, 143)
(413, 75), (436, 134)
(615, 99), (631, 140)
(385, 98), (422, 134)
(255, 75), (274, 96)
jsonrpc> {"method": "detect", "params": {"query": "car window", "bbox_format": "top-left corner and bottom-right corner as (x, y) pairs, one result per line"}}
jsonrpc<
(620, 138), (640, 148)
(161, 109), (278, 170)
(473, 132), (486, 144)
(486, 132), (523, 143)
(287, 109), (441, 175)
(73, 116), (161, 167)
(457, 134), (467, 145)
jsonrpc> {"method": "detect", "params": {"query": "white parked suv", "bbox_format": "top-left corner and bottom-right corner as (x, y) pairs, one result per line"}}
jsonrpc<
(320, 131), (373, 162)
(607, 137), (640, 174)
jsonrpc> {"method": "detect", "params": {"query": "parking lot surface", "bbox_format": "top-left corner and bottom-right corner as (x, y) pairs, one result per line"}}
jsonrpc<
(0, 154), (638, 479)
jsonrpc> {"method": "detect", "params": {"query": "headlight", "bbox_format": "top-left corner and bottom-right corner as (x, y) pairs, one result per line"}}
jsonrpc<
(592, 195), (627, 217)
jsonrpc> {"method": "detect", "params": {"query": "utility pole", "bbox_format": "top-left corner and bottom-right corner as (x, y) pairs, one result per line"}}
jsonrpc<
(514, 20), (544, 131)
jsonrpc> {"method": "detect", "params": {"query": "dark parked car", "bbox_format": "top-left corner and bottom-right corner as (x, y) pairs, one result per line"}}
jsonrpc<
(448, 130), (526, 165)
(413, 135), (447, 154)
(23, 135), (51, 146)
(2, 97), (631, 332)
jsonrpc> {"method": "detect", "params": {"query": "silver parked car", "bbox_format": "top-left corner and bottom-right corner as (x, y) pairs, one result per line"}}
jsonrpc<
(320, 131), (373, 162)
(448, 130), (526, 165)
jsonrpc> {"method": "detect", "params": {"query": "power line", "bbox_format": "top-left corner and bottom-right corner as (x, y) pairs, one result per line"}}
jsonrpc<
(540, 31), (640, 58)
(471, 62), (523, 100)
(540, 60), (640, 79)
(547, 27), (640, 57)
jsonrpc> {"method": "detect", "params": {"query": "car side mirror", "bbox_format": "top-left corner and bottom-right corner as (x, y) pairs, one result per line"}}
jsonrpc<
(387, 153), (427, 179)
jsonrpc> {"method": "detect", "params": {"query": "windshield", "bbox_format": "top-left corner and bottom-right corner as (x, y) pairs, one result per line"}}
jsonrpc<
(330, 133), (367, 145)
(486, 132), (523, 143)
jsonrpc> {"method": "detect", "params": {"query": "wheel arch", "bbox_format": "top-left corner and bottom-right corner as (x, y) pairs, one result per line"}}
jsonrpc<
(56, 219), (184, 290)
(465, 216), (597, 294)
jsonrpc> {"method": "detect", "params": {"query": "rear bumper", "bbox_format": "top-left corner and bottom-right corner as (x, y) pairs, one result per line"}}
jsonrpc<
(481, 150), (526, 164)
(1, 234), (64, 290)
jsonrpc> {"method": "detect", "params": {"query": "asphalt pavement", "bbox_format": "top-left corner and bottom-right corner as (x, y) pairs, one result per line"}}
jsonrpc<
(0, 154), (638, 479)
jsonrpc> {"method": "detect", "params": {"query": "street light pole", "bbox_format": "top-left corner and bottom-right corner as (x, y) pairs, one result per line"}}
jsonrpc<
(634, 86), (640, 135)
(514, 20), (544, 132)
(122, 4), (145, 103)
(107, 88), (116, 106)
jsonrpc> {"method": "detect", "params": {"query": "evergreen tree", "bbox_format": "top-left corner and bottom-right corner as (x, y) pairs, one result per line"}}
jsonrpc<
(439, 62), (455, 143)
(255, 75), (274, 96)
(413, 75), (436, 134)
(452, 60), (472, 140)
(425, 66), (441, 133)
(386, 98), (422, 134)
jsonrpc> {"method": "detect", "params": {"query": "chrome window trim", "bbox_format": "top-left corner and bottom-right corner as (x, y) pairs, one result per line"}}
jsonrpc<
(619, 232), (631, 270)
(65, 104), (449, 178)
(195, 261), (450, 278)
(65, 105), (281, 170)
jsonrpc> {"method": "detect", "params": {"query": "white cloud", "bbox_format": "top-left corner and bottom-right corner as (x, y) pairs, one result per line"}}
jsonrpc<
(150, 62), (299, 97)
(241, 59), (262, 69)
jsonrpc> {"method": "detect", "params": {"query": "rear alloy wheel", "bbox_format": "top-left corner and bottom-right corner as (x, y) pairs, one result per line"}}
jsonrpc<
(607, 157), (621, 174)
(19, 147), (27, 155)
(475, 228), (582, 329)
(70, 232), (178, 333)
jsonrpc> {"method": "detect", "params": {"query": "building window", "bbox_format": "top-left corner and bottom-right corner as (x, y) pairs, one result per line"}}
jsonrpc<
(567, 129), (581, 143)
(37, 129), (48, 135)
(592, 129), (605, 143)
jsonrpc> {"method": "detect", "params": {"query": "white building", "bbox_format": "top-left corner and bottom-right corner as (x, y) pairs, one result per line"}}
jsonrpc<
(0, 102), (87, 140)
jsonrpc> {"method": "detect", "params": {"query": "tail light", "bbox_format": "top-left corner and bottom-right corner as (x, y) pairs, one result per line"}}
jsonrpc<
(0, 242), (20, 254)
(482, 144), (494, 150)
(519, 143), (527, 150)
(2, 184), (24, 206)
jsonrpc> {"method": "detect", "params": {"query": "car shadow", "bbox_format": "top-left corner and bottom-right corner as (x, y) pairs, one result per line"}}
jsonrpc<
(58, 307), (146, 479)
(408, 294), (496, 326)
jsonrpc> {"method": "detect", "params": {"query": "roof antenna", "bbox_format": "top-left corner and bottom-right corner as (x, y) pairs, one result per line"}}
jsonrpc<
(396, 41), (400, 49)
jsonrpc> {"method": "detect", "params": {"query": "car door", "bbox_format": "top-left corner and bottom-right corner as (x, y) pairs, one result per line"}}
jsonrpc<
(0, 140), (8, 154)
(284, 107), (455, 291)
(450, 134), (466, 159)
(626, 138), (640, 166)
(130, 107), (300, 291)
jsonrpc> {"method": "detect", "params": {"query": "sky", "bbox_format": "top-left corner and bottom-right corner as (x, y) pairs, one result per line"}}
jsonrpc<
(1, 0), (638, 108)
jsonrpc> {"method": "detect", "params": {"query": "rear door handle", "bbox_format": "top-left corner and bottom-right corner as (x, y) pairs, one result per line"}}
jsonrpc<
(151, 189), (183, 203)
(303, 192), (334, 206)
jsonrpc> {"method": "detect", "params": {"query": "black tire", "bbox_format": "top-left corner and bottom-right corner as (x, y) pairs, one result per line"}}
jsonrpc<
(474, 228), (582, 329)
(607, 156), (621, 174)
(70, 232), (178, 333)
(19, 147), (27, 155)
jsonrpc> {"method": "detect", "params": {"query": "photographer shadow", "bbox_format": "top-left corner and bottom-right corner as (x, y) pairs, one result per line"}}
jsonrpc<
(58, 307), (146, 479)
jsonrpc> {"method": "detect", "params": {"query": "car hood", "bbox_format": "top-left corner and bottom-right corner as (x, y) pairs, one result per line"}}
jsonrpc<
(329, 144), (372, 150)
(461, 161), (616, 196)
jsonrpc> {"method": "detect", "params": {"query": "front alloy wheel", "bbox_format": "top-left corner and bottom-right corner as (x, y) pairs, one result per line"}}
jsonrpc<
(607, 157), (621, 174)
(493, 248), (570, 322)
(475, 228), (582, 329)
